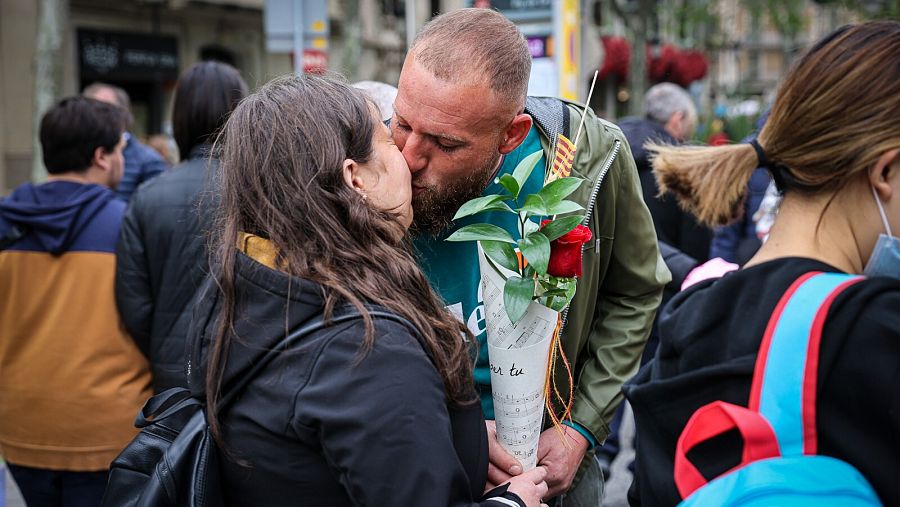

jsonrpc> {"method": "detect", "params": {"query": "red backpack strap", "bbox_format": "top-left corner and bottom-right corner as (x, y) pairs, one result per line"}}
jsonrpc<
(674, 401), (781, 498)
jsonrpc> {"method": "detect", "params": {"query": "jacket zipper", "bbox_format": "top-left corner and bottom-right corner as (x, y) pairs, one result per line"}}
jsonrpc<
(582, 139), (620, 228)
(559, 139), (621, 333)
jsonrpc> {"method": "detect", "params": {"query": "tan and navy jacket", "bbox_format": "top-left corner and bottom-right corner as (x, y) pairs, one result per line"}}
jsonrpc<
(0, 181), (151, 471)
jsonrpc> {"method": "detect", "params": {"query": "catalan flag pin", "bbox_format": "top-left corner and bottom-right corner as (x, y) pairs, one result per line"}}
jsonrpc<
(545, 70), (599, 186)
(548, 133), (577, 183)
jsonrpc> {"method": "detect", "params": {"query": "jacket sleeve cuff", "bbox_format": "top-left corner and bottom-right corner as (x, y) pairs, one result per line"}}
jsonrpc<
(562, 420), (598, 449)
(482, 483), (526, 507)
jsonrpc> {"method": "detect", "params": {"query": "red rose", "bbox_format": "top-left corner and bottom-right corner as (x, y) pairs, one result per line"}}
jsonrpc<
(542, 220), (593, 278)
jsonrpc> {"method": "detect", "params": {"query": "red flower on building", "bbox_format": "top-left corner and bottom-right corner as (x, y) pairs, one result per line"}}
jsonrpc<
(598, 36), (631, 83)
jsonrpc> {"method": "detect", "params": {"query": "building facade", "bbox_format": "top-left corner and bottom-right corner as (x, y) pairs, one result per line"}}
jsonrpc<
(0, 0), (469, 192)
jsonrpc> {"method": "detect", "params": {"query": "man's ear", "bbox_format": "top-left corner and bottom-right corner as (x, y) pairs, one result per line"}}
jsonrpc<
(666, 111), (686, 139)
(498, 113), (533, 155)
(869, 148), (900, 202)
(93, 146), (111, 172)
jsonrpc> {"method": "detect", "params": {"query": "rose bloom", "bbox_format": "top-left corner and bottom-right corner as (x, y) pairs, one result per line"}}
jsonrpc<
(542, 220), (593, 277)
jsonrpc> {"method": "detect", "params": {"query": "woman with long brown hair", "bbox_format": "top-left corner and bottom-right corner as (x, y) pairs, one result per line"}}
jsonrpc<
(185, 74), (548, 506)
(623, 21), (900, 505)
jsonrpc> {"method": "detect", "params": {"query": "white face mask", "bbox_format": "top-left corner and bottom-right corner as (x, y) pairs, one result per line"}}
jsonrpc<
(863, 185), (900, 279)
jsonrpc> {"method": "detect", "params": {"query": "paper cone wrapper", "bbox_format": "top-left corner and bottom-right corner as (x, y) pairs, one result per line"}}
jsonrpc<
(478, 245), (559, 470)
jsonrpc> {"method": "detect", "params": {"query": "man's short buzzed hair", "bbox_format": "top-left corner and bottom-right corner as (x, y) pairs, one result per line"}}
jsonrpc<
(411, 8), (531, 109)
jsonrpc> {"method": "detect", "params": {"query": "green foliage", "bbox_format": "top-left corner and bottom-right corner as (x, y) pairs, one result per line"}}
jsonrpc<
(539, 177), (583, 205)
(546, 200), (584, 215)
(511, 151), (543, 194)
(504, 275), (536, 324)
(446, 224), (515, 244)
(498, 174), (521, 199)
(452, 195), (514, 221)
(482, 240), (520, 273)
(540, 215), (583, 242)
(445, 149), (587, 323)
(519, 231), (550, 276)
(520, 194), (548, 216)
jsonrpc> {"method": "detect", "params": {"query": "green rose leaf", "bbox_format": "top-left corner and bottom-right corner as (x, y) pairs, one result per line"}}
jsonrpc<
(453, 195), (514, 221)
(446, 224), (516, 244)
(520, 194), (548, 216)
(519, 231), (550, 275)
(504, 275), (535, 324)
(540, 215), (583, 242)
(565, 281), (578, 301)
(482, 240), (520, 273)
(546, 200), (584, 216)
(523, 219), (540, 236)
(548, 296), (570, 312)
(511, 150), (543, 191)
(540, 288), (569, 297)
(498, 174), (521, 199)
(538, 177), (583, 205)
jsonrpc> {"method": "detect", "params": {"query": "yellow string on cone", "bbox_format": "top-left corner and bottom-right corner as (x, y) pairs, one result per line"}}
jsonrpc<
(543, 315), (575, 448)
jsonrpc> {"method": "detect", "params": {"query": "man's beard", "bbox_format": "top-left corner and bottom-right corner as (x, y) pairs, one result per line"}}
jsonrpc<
(411, 152), (501, 237)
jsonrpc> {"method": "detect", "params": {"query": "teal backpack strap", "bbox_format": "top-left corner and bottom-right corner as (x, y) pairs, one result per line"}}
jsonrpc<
(748, 271), (863, 456)
(674, 271), (862, 496)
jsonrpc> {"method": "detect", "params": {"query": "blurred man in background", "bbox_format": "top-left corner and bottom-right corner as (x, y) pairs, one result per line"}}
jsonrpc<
(83, 82), (169, 201)
(0, 96), (151, 506)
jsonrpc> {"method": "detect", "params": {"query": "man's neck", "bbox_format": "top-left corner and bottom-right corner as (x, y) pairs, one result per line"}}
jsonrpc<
(45, 169), (108, 188)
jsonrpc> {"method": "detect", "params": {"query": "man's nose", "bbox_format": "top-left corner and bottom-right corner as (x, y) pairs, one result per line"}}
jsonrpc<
(401, 134), (428, 174)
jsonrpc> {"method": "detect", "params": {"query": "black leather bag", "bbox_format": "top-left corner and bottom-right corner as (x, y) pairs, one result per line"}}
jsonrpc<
(102, 309), (406, 507)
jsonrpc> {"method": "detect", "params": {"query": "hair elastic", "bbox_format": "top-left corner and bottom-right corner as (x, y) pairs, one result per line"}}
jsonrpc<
(749, 138), (791, 192)
(749, 139), (770, 169)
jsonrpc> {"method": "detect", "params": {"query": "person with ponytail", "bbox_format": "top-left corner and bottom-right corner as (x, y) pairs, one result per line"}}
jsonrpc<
(623, 21), (900, 506)
(184, 74), (548, 506)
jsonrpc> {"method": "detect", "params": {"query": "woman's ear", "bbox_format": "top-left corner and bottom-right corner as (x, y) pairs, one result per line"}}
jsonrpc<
(868, 149), (900, 202)
(342, 158), (363, 193)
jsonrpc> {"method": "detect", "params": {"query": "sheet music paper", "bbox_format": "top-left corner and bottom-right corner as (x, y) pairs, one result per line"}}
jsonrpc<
(478, 247), (559, 350)
(478, 246), (557, 470)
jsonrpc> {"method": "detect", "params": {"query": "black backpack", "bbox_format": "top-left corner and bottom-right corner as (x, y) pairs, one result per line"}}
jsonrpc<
(101, 309), (408, 507)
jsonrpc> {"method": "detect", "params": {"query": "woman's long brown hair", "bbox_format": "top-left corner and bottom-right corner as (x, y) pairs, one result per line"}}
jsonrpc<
(206, 74), (476, 444)
(650, 21), (900, 227)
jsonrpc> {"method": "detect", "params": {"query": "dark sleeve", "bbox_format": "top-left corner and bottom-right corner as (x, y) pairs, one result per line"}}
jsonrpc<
(819, 282), (900, 505)
(115, 188), (154, 357)
(658, 241), (698, 294)
(290, 320), (524, 507)
(709, 222), (741, 263)
(646, 192), (681, 248)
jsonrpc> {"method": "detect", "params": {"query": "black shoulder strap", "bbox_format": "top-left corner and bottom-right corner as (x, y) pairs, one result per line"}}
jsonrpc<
(0, 224), (28, 251)
(216, 308), (414, 412)
(524, 96), (571, 141)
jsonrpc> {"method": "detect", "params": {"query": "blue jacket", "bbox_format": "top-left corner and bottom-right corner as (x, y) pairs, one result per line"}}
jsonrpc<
(709, 168), (771, 263)
(116, 133), (168, 201)
(0, 181), (122, 255)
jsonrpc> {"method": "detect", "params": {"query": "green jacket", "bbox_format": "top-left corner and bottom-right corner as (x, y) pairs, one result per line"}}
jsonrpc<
(530, 98), (670, 445)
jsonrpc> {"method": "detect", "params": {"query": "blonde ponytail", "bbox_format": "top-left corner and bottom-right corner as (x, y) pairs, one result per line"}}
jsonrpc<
(649, 143), (759, 227)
